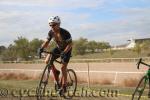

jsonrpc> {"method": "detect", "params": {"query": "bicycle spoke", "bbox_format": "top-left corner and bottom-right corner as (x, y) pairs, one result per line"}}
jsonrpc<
(62, 69), (77, 99)
(37, 65), (51, 100)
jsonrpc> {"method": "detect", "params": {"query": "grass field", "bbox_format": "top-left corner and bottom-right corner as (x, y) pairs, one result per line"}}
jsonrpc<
(0, 79), (150, 100)
(73, 49), (150, 59)
(0, 79), (134, 100)
(0, 62), (150, 100)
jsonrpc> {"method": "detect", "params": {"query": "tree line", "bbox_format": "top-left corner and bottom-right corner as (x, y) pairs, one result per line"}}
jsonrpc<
(0, 37), (111, 61)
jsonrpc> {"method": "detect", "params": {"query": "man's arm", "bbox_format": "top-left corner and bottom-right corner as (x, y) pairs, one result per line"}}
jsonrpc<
(41, 39), (50, 49)
(63, 42), (73, 53)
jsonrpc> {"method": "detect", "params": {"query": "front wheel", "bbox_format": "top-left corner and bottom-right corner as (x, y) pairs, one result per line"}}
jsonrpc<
(132, 76), (148, 100)
(36, 65), (51, 100)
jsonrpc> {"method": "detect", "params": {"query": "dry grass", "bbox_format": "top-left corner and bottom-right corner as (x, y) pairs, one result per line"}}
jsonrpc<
(89, 78), (112, 85)
(99, 79), (113, 85)
(0, 72), (143, 87)
(121, 78), (140, 87)
(0, 73), (33, 80)
(0, 72), (56, 81)
(77, 76), (88, 83)
(77, 75), (113, 85)
(0, 62), (144, 87)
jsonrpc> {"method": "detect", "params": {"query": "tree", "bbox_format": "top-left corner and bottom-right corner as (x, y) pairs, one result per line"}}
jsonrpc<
(14, 37), (30, 60)
(1, 44), (17, 61)
(0, 46), (6, 54)
(29, 38), (43, 58)
(87, 41), (97, 53)
(101, 42), (111, 50)
(97, 42), (111, 52)
(72, 37), (88, 55)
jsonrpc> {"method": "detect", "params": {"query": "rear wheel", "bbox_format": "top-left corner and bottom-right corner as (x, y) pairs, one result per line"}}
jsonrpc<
(132, 76), (148, 100)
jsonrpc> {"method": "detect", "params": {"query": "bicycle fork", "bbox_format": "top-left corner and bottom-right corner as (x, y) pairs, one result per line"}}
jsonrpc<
(42, 68), (50, 86)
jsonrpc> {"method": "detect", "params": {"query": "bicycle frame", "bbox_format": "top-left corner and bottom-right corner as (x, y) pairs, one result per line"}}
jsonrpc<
(37, 50), (77, 99)
(132, 58), (150, 100)
(138, 59), (150, 85)
(146, 69), (150, 79)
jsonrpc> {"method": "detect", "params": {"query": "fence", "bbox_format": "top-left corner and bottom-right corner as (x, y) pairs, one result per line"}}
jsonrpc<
(1, 57), (150, 63)
(0, 68), (145, 87)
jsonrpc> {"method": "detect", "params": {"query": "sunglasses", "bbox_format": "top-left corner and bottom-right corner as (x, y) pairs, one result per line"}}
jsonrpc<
(49, 23), (57, 27)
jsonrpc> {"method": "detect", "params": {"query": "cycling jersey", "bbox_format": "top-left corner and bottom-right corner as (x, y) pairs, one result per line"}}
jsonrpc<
(47, 28), (72, 50)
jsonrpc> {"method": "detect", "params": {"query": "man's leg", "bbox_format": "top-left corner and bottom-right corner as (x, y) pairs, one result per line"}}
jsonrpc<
(61, 63), (68, 87)
(49, 47), (60, 82)
(51, 64), (60, 82)
(60, 50), (71, 92)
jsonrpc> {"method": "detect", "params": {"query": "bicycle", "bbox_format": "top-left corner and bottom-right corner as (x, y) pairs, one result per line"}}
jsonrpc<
(132, 58), (150, 100)
(36, 50), (77, 100)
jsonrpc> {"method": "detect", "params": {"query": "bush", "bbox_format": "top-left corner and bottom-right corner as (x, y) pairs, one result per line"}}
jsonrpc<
(122, 78), (140, 87)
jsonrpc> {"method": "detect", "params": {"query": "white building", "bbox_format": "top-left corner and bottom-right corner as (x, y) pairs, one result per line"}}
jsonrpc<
(112, 38), (150, 50)
(126, 38), (136, 49)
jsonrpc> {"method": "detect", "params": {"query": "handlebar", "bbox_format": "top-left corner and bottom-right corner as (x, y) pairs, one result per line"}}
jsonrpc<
(136, 58), (150, 69)
(39, 50), (60, 59)
(38, 48), (72, 64)
(38, 49), (62, 64)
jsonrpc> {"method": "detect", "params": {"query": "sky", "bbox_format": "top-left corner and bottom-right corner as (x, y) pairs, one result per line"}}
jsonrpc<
(0, 0), (150, 46)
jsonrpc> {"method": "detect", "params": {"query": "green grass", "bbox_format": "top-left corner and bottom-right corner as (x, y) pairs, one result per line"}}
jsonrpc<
(0, 79), (39, 90)
(0, 79), (135, 96)
(1, 79), (150, 100)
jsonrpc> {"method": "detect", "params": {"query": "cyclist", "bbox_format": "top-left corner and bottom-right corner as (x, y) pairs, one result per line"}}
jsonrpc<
(39, 16), (72, 93)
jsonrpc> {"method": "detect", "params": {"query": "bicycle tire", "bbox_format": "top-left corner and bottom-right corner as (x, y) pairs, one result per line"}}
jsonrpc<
(36, 65), (50, 100)
(62, 69), (77, 99)
(132, 76), (147, 100)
